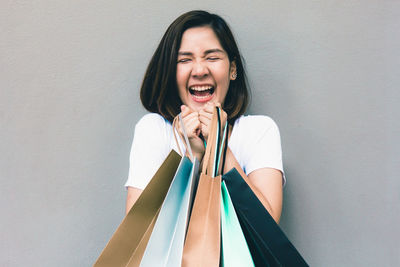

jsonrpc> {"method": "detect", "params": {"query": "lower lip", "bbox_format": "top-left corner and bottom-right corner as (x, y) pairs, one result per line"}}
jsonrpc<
(190, 92), (214, 103)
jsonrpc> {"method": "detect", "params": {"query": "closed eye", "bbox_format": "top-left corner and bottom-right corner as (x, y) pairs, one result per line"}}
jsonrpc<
(207, 57), (220, 61)
(177, 58), (191, 63)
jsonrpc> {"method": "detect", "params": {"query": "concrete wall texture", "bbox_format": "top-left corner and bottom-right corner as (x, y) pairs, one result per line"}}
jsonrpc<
(1, 1), (399, 266)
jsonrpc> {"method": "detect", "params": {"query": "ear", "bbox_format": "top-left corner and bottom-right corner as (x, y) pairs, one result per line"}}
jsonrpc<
(230, 61), (237, 80)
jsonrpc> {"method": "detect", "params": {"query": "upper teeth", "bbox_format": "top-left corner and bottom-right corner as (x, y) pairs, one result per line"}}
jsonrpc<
(190, 86), (213, 91)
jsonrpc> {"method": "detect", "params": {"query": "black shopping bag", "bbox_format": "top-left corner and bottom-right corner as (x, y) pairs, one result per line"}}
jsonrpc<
(223, 169), (309, 267)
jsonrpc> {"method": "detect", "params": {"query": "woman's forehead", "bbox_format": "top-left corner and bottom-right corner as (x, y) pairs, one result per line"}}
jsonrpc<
(179, 26), (224, 51)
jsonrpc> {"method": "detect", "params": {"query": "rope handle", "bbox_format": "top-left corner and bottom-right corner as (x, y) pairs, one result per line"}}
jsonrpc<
(202, 107), (228, 177)
(172, 113), (194, 161)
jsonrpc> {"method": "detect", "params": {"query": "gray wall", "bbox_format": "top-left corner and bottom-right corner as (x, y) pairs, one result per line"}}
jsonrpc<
(1, 1), (399, 266)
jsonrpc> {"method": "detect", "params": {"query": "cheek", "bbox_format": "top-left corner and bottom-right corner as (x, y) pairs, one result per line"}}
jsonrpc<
(176, 66), (189, 85)
(212, 65), (231, 101)
(213, 69), (231, 88)
(213, 62), (231, 81)
(176, 67), (189, 102)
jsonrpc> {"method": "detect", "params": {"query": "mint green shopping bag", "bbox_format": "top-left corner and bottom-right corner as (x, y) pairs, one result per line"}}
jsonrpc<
(221, 181), (254, 267)
(139, 113), (200, 267)
(139, 157), (199, 267)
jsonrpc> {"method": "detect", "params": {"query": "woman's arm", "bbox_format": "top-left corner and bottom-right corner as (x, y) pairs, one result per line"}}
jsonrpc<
(125, 187), (143, 214)
(124, 114), (170, 215)
(223, 147), (283, 223)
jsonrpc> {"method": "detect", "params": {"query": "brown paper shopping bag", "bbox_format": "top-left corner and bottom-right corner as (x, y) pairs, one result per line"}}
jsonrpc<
(94, 150), (181, 267)
(181, 107), (225, 267)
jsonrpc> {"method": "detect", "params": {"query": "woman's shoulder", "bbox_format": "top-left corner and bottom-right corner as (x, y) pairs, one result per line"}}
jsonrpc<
(135, 113), (171, 129)
(137, 112), (168, 124)
(133, 113), (173, 142)
(233, 114), (279, 133)
(132, 113), (174, 151)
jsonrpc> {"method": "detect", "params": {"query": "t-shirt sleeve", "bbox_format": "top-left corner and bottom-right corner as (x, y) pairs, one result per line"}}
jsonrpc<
(237, 116), (286, 185)
(124, 114), (170, 190)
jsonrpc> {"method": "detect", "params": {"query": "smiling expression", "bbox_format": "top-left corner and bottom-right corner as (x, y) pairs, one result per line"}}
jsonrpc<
(176, 26), (236, 112)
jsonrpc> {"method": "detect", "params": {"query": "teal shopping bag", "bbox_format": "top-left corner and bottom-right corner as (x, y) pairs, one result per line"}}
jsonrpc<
(139, 114), (200, 267)
(139, 157), (199, 267)
(220, 181), (254, 267)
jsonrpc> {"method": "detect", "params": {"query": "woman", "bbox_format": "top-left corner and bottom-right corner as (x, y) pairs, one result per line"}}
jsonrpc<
(125, 10), (284, 223)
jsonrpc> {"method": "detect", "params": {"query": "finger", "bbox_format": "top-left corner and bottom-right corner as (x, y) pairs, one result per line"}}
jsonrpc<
(214, 102), (223, 114)
(182, 111), (199, 124)
(185, 115), (201, 129)
(213, 103), (227, 122)
(200, 105), (226, 124)
(198, 110), (213, 123)
(177, 111), (199, 137)
(180, 105), (194, 117)
(198, 112), (212, 134)
(203, 102), (215, 113)
(221, 109), (228, 123)
(200, 123), (210, 140)
(198, 115), (212, 125)
(184, 116), (201, 137)
(200, 121), (209, 131)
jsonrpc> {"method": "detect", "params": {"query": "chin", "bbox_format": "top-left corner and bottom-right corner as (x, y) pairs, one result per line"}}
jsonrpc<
(190, 100), (215, 112)
(186, 102), (206, 112)
(188, 93), (217, 109)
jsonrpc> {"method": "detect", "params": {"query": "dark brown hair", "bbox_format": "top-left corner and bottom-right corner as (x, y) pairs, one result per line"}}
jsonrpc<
(140, 10), (250, 123)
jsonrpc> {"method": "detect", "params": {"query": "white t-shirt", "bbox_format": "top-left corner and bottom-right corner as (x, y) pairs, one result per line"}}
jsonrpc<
(125, 113), (285, 189)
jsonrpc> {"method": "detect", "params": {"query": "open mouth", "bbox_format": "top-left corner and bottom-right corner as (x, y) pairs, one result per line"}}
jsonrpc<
(189, 85), (215, 101)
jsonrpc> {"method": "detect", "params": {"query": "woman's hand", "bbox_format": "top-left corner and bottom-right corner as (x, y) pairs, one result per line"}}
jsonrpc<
(199, 102), (227, 142)
(178, 105), (205, 160)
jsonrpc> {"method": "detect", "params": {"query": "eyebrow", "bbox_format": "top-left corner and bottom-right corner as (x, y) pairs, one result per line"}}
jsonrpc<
(178, 48), (225, 56)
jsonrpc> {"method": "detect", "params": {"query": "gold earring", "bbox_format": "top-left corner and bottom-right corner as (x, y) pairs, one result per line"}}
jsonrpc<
(231, 72), (237, 80)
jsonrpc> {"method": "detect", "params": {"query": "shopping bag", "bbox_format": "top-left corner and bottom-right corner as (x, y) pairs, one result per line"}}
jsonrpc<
(220, 180), (254, 267)
(139, 114), (200, 267)
(139, 157), (198, 266)
(181, 107), (223, 267)
(93, 150), (181, 267)
(222, 168), (309, 267)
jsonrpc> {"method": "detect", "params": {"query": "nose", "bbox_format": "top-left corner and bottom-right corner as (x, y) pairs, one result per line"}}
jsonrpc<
(191, 60), (209, 78)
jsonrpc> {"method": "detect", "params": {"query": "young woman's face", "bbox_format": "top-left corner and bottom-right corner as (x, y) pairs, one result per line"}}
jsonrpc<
(176, 26), (236, 112)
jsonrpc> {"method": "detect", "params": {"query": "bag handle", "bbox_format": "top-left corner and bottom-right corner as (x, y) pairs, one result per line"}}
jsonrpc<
(202, 107), (228, 177)
(215, 117), (228, 176)
(212, 108), (221, 177)
(201, 107), (218, 175)
(219, 122), (230, 175)
(172, 113), (194, 161)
